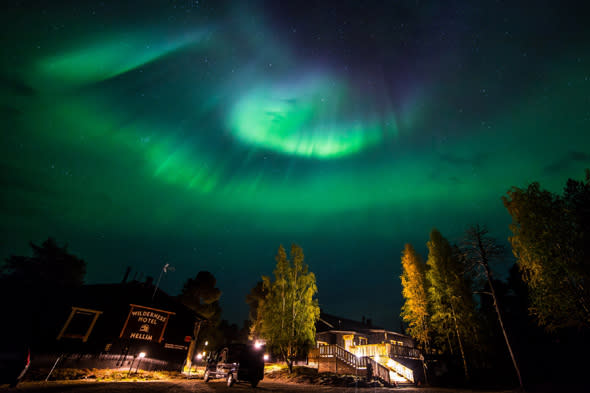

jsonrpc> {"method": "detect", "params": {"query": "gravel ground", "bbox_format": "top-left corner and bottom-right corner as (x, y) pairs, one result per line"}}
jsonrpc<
(0, 379), (520, 393)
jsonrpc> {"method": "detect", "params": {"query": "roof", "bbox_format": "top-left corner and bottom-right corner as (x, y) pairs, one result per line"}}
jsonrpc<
(317, 312), (383, 332)
(317, 312), (410, 338)
(74, 281), (205, 322)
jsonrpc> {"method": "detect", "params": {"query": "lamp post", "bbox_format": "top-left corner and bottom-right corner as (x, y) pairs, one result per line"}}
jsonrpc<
(128, 354), (137, 376)
(152, 263), (174, 301)
(135, 352), (146, 373)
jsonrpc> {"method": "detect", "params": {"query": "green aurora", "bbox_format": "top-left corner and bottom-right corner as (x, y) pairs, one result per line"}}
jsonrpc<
(1, 0), (589, 326)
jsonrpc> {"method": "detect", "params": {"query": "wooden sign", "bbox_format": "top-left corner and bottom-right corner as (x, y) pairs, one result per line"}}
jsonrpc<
(119, 304), (175, 343)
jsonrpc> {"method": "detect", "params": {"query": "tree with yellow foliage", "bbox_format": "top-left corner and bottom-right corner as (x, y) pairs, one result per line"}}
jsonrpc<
(503, 170), (590, 331)
(400, 243), (430, 352)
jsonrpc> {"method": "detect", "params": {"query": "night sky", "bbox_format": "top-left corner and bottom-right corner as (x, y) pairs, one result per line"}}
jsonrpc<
(1, 0), (589, 329)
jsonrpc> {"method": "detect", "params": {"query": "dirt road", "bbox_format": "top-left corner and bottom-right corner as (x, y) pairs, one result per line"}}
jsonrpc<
(1, 380), (519, 393)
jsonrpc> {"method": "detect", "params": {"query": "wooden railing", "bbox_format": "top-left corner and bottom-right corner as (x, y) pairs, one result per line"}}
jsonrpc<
(350, 343), (389, 358)
(365, 356), (392, 384)
(351, 343), (422, 360)
(383, 357), (414, 382)
(318, 344), (365, 368)
(388, 344), (421, 359)
(316, 345), (393, 385)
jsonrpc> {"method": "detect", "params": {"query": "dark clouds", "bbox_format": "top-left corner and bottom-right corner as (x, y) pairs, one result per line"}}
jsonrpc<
(544, 151), (590, 174)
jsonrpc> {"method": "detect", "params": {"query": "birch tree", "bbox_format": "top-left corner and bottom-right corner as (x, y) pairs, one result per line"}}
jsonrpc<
(426, 229), (477, 382)
(502, 171), (590, 331)
(259, 244), (320, 373)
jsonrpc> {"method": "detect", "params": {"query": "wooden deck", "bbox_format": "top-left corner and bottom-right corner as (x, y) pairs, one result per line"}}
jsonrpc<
(309, 344), (417, 384)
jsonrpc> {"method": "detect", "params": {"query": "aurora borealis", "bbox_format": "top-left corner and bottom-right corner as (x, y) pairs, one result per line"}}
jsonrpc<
(1, 0), (590, 328)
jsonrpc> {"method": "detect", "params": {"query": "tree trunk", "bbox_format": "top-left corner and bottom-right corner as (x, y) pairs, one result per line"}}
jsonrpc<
(485, 266), (524, 389)
(420, 355), (429, 386)
(475, 230), (524, 389)
(491, 289), (524, 389)
(422, 320), (430, 355)
(446, 331), (454, 355)
(184, 321), (203, 373)
(450, 305), (469, 382)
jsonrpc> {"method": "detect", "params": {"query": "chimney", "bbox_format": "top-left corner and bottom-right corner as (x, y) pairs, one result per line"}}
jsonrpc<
(366, 318), (372, 327)
(122, 266), (131, 283)
(362, 316), (366, 325)
(145, 276), (154, 286)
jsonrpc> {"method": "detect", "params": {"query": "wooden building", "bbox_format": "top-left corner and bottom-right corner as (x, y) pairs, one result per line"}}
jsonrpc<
(309, 312), (423, 385)
(316, 313), (414, 349)
(29, 278), (203, 372)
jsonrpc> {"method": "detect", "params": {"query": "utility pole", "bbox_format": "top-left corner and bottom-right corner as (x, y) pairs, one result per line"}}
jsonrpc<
(184, 319), (205, 374)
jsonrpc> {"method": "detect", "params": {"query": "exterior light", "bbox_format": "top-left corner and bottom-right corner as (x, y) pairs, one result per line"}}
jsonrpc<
(254, 341), (263, 349)
(263, 354), (269, 361)
(196, 353), (203, 360)
(204, 341), (208, 346)
(134, 352), (147, 374)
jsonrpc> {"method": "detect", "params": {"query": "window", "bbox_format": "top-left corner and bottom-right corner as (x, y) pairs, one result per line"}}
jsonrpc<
(342, 334), (354, 349)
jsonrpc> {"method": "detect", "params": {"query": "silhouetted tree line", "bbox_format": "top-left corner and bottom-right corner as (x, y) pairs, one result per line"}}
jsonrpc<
(400, 170), (590, 390)
(0, 238), (86, 349)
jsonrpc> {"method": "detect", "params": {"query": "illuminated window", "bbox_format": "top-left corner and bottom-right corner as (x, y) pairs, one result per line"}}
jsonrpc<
(358, 337), (368, 345)
(342, 334), (354, 349)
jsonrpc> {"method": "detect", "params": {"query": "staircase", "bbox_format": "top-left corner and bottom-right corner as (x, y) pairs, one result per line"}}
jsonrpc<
(311, 344), (415, 385)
